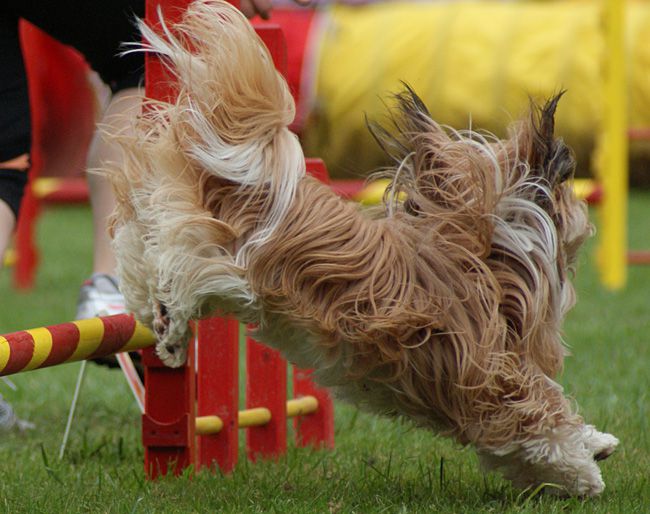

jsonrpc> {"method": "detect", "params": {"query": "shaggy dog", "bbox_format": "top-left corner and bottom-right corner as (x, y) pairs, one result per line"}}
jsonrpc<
(107, 0), (618, 496)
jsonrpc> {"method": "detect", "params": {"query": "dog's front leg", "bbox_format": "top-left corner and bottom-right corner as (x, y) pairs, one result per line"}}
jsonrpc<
(476, 423), (618, 497)
(469, 377), (618, 497)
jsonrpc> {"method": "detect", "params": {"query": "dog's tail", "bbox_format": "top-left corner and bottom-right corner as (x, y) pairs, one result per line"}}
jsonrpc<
(118, 0), (304, 260)
(106, 0), (304, 366)
(369, 87), (591, 376)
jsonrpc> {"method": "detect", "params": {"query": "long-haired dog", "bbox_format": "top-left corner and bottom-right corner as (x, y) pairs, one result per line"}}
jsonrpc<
(107, 0), (618, 497)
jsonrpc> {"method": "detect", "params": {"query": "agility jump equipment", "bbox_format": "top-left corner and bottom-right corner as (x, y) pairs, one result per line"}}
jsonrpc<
(0, 312), (334, 476)
(4, 0), (335, 477)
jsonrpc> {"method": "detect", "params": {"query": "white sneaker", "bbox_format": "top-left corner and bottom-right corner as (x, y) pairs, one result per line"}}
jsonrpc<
(75, 273), (126, 319)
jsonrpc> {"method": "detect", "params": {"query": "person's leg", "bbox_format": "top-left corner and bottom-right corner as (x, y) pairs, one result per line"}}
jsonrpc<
(0, 11), (31, 261)
(0, 156), (29, 259)
(86, 87), (142, 275)
(75, 87), (142, 321)
(0, 198), (16, 259)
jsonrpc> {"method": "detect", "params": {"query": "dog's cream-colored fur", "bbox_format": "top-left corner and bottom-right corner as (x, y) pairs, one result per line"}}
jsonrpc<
(107, 0), (617, 496)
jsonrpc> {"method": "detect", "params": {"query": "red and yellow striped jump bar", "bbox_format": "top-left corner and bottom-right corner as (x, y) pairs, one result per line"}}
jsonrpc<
(0, 314), (155, 376)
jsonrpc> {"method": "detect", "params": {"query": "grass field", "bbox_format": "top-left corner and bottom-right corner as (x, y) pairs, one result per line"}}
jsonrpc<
(0, 193), (649, 513)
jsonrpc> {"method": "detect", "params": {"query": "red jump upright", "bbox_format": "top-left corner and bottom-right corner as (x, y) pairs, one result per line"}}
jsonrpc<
(141, 0), (198, 479)
(14, 23), (96, 289)
(197, 317), (240, 472)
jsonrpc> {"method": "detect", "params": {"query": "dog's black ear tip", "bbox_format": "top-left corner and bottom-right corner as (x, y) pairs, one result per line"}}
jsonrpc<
(546, 90), (566, 110)
(523, 91), (577, 185)
(528, 90), (566, 137)
(544, 91), (563, 119)
(394, 82), (431, 119)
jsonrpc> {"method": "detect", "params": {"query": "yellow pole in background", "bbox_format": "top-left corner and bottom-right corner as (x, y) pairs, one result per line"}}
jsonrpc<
(597, 0), (628, 289)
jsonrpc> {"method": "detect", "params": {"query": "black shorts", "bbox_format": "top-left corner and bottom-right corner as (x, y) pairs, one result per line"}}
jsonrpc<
(0, 0), (144, 216)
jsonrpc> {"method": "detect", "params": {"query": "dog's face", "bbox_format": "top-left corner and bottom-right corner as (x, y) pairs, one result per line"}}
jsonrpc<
(489, 96), (592, 378)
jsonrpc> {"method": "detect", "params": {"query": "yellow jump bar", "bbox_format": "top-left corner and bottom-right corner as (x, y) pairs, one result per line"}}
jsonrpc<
(196, 396), (319, 435)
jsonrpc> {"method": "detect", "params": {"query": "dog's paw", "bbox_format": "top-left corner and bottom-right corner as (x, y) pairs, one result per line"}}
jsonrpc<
(542, 460), (605, 498)
(155, 339), (188, 368)
(582, 425), (619, 461)
(478, 423), (618, 497)
(481, 448), (606, 498)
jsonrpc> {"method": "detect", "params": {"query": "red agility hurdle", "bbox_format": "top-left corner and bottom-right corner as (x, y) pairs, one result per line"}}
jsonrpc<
(0, 312), (335, 477)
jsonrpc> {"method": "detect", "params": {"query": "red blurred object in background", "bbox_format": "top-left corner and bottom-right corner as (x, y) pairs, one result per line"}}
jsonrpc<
(15, 21), (96, 288)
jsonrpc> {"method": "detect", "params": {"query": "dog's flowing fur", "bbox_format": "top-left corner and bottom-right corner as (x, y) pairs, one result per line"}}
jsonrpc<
(108, 0), (618, 496)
